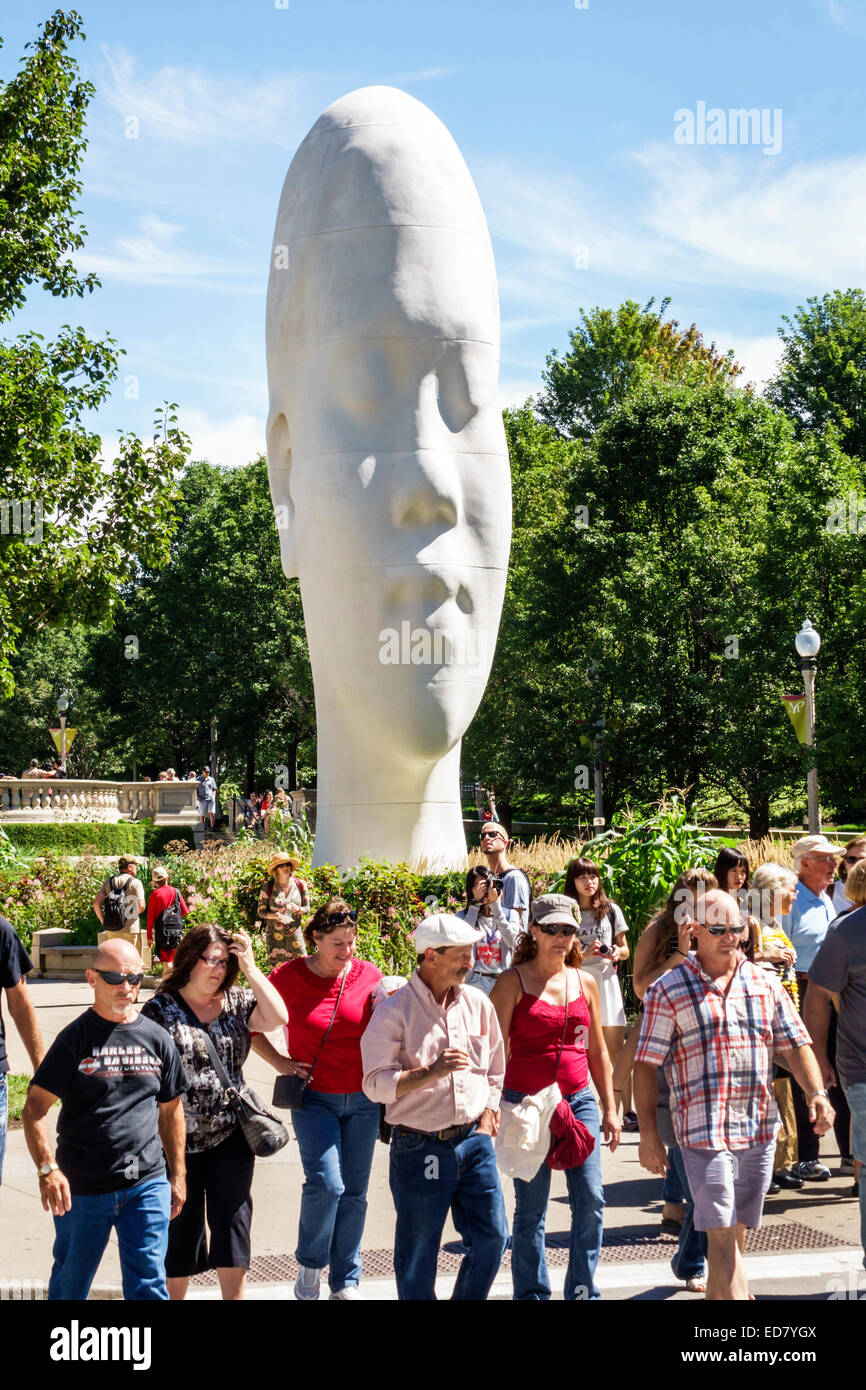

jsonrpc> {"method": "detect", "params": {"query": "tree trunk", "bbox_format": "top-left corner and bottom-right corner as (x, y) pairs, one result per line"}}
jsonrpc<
(748, 791), (771, 840)
(245, 745), (256, 794)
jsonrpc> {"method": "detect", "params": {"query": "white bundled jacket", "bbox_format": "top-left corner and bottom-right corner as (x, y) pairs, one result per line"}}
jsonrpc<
(495, 1082), (561, 1182)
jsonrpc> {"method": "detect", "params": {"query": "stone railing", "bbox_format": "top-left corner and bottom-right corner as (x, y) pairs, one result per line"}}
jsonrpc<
(0, 779), (200, 826)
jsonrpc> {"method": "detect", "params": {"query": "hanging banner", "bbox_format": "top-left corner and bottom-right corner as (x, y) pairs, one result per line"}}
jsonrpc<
(780, 696), (807, 745)
(49, 728), (78, 755)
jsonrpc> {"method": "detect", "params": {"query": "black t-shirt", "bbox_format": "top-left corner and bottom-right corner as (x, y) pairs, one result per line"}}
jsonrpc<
(31, 1010), (187, 1194)
(0, 916), (34, 1075)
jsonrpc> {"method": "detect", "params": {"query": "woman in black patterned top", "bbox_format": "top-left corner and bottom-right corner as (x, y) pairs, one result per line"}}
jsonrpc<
(142, 924), (287, 1300)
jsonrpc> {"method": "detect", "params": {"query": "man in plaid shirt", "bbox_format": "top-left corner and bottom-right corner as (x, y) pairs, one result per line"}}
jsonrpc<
(634, 889), (834, 1300)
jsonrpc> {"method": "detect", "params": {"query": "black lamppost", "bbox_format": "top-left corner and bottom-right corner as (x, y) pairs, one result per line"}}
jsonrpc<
(794, 620), (821, 833)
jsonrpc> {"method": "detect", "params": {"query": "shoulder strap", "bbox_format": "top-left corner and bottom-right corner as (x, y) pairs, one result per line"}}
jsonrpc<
(305, 969), (349, 1085)
(174, 994), (236, 1093)
(552, 972), (571, 1085)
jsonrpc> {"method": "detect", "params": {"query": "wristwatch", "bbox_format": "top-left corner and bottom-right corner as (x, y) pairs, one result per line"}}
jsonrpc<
(807, 1089), (829, 1100)
(37, 1162), (59, 1180)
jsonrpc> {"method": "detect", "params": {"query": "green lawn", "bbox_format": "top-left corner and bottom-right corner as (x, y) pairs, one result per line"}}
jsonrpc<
(5, 1073), (30, 1124)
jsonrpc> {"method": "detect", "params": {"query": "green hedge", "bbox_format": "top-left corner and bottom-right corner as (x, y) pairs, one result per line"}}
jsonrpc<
(142, 822), (196, 857)
(2, 822), (146, 854)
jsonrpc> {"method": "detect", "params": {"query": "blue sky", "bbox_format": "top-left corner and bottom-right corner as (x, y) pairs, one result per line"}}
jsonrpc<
(5, 0), (866, 465)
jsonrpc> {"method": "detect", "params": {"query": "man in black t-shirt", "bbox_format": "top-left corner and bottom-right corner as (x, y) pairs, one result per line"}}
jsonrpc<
(0, 915), (45, 1185)
(23, 938), (187, 1300)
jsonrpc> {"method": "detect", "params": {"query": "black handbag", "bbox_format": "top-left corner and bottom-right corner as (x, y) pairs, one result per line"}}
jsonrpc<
(272, 968), (347, 1111)
(176, 997), (289, 1158)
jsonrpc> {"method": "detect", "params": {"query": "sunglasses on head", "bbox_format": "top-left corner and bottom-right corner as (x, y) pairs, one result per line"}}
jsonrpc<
(536, 921), (578, 937)
(325, 909), (357, 926)
(94, 969), (144, 986)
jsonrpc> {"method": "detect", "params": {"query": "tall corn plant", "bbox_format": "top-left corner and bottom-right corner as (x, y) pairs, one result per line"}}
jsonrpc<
(552, 799), (719, 1013)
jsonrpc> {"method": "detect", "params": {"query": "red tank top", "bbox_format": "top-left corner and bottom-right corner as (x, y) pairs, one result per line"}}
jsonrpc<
(504, 969), (591, 1097)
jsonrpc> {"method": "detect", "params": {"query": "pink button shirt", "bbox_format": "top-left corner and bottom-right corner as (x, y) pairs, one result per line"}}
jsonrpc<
(361, 972), (506, 1130)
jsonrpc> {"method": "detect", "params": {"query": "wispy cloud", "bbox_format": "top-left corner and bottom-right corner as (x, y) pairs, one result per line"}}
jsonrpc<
(77, 213), (258, 291)
(480, 143), (866, 313)
(97, 43), (305, 148)
(180, 409), (265, 469)
(391, 65), (458, 83)
(822, 0), (866, 38)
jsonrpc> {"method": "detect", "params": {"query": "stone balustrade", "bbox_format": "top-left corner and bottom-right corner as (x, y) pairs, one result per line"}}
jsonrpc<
(0, 778), (200, 826)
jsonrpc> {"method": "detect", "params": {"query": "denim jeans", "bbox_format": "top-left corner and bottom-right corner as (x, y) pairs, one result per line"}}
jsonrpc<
(506, 1085), (604, 1300)
(0, 1074), (7, 1187)
(668, 1142), (707, 1281)
(389, 1124), (509, 1300)
(844, 1080), (866, 1270)
(662, 1147), (685, 1205)
(48, 1176), (171, 1300)
(291, 1089), (380, 1292)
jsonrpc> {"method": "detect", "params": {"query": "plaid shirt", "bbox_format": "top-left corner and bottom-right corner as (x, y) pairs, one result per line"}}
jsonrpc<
(635, 954), (811, 1150)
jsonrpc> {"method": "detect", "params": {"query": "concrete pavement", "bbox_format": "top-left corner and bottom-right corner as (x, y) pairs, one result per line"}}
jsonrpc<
(1, 979), (862, 1301)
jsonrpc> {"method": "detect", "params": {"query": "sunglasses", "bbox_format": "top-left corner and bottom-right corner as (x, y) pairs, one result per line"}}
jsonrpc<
(705, 925), (742, 938)
(94, 969), (144, 986)
(536, 922), (578, 937)
(844, 855), (864, 865)
(325, 910), (358, 926)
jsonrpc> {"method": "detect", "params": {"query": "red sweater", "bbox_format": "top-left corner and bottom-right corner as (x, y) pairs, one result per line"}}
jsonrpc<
(269, 957), (382, 1093)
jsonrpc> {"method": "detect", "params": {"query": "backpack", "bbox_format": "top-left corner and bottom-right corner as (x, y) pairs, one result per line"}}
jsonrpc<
(500, 866), (533, 929)
(103, 874), (136, 931)
(154, 889), (184, 953)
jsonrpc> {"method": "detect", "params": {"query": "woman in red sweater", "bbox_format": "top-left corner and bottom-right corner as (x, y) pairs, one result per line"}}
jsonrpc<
(251, 899), (382, 1301)
(491, 893), (620, 1301)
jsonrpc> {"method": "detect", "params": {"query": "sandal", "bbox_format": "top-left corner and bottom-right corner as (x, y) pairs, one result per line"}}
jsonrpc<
(685, 1275), (707, 1293)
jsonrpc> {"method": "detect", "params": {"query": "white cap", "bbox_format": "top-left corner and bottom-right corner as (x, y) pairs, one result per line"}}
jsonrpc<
(413, 913), (484, 953)
(792, 834), (844, 864)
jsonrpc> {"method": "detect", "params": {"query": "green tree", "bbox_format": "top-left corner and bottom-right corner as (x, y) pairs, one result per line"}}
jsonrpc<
(85, 459), (315, 790)
(0, 11), (188, 697)
(538, 297), (743, 442)
(766, 289), (866, 461)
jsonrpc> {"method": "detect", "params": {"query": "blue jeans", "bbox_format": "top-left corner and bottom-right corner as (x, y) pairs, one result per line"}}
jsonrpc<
(668, 1142), (707, 1281)
(662, 1147), (685, 1205)
(844, 1080), (866, 1269)
(291, 1089), (380, 1292)
(506, 1085), (604, 1300)
(0, 1074), (7, 1186)
(389, 1124), (508, 1300)
(48, 1176), (171, 1300)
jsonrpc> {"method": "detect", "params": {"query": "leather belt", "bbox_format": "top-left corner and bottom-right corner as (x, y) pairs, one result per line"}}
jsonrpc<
(393, 1120), (478, 1142)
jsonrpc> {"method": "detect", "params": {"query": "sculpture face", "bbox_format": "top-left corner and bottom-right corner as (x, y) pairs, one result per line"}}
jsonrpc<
(266, 86), (510, 765)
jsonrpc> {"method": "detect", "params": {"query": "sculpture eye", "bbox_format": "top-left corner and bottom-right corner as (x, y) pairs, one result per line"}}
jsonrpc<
(436, 349), (478, 434)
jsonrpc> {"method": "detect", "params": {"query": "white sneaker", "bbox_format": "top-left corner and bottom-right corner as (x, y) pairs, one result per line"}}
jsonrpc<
(294, 1266), (322, 1300)
(329, 1286), (360, 1300)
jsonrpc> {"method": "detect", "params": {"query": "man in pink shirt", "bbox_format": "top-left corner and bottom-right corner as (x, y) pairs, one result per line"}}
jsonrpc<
(361, 914), (508, 1300)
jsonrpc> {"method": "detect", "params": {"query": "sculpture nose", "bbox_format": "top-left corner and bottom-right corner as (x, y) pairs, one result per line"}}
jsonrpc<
(390, 454), (460, 532)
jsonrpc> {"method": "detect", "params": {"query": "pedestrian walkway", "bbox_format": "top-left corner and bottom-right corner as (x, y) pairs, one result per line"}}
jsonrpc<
(2, 980), (861, 1300)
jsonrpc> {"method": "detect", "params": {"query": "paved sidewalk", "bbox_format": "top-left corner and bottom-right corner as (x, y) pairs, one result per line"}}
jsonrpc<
(2, 979), (862, 1300)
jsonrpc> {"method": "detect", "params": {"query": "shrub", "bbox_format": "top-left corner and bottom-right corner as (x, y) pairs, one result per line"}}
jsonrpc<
(143, 822), (196, 857)
(1, 822), (145, 855)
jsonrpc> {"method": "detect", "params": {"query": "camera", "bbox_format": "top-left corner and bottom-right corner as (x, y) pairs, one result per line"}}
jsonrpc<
(490, 876), (504, 892)
(596, 942), (611, 955)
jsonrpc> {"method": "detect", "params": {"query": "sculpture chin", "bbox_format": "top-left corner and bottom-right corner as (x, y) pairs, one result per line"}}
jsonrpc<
(328, 670), (488, 763)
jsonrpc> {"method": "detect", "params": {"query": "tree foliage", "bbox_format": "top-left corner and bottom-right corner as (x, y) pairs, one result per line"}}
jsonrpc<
(767, 289), (866, 461)
(0, 10), (188, 697)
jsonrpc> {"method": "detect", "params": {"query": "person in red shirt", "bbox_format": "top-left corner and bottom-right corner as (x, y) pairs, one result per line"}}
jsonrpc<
(251, 899), (382, 1301)
(147, 865), (190, 967)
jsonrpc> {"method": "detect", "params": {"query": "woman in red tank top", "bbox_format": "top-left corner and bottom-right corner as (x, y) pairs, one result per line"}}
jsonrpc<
(491, 893), (620, 1301)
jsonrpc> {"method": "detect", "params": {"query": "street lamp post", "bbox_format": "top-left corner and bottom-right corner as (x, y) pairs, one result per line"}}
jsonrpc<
(794, 620), (821, 834)
(56, 694), (69, 774)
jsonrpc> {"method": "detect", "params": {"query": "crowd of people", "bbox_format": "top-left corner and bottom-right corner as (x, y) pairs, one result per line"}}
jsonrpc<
(1, 823), (865, 1302)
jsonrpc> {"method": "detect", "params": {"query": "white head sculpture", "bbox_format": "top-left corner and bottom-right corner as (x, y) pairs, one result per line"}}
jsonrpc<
(266, 86), (510, 868)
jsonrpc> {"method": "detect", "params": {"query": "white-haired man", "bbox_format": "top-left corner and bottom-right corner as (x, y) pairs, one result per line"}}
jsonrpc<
(784, 834), (852, 1181)
(361, 914), (508, 1300)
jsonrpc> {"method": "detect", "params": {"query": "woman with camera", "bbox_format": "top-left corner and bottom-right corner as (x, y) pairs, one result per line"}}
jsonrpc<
(457, 865), (521, 995)
(141, 925), (288, 1301)
(251, 899), (382, 1301)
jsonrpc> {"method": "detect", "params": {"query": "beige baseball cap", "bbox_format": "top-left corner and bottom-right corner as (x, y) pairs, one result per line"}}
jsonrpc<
(414, 914), (484, 952)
